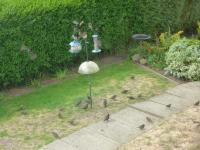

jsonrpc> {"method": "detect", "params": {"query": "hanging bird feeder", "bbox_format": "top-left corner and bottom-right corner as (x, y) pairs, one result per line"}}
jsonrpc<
(69, 40), (82, 53)
(92, 34), (101, 53)
(78, 61), (99, 75)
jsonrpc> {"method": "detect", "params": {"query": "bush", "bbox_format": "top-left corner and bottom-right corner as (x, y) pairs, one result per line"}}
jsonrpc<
(0, 0), (200, 87)
(165, 39), (200, 80)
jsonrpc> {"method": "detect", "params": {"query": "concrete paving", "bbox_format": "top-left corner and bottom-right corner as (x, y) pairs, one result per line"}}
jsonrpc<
(39, 82), (200, 150)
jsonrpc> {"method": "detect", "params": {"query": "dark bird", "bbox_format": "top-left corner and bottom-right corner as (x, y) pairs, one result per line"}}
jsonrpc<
(52, 131), (60, 139)
(58, 112), (64, 119)
(138, 124), (145, 130)
(146, 117), (153, 123)
(103, 99), (107, 108)
(121, 90), (129, 94)
(194, 101), (200, 106)
(17, 105), (25, 111)
(130, 76), (135, 80)
(166, 104), (171, 108)
(192, 120), (200, 124)
(87, 96), (92, 104)
(104, 113), (110, 121)
(21, 110), (28, 115)
(68, 119), (78, 126)
(75, 100), (82, 107)
(81, 103), (89, 110)
(59, 107), (65, 112)
(111, 95), (117, 100)
(127, 96), (135, 100)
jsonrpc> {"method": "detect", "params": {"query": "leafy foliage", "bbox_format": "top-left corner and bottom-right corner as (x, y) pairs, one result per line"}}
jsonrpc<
(0, 0), (200, 87)
(165, 39), (200, 80)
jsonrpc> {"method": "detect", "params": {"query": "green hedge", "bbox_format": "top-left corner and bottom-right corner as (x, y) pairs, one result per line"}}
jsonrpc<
(0, 0), (200, 88)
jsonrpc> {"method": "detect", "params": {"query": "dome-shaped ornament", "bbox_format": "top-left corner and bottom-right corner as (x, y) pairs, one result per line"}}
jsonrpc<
(78, 61), (100, 75)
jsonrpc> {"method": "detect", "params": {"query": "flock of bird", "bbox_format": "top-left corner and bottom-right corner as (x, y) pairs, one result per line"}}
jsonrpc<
(103, 97), (200, 131)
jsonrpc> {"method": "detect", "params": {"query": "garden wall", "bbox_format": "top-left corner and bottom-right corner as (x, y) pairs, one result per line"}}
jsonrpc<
(0, 0), (200, 87)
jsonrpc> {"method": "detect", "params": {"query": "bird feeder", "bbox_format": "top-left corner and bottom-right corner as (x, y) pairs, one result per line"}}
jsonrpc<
(92, 34), (101, 53)
(78, 61), (99, 75)
(69, 40), (82, 53)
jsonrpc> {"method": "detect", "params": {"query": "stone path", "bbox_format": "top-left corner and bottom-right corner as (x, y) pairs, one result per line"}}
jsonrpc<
(40, 82), (200, 150)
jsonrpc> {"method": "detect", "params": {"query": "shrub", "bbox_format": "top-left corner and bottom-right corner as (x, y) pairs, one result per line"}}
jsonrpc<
(165, 39), (200, 80)
(0, 0), (200, 87)
(55, 69), (67, 80)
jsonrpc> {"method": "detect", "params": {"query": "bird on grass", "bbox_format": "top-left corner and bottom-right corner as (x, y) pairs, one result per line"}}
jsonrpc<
(166, 104), (171, 108)
(127, 96), (135, 100)
(121, 90), (129, 94)
(103, 99), (108, 108)
(104, 113), (110, 121)
(68, 119), (78, 126)
(81, 103), (89, 110)
(58, 112), (64, 119)
(194, 101), (200, 106)
(17, 105), (25, 111)
(111, 95), (117, 100)
(130, 76), (135, 80)
(146, 117), (153, 123)
(138, 124), (145, 130)
(52, 131), (60, 139)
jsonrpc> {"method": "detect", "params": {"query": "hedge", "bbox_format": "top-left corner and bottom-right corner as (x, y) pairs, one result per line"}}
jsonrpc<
(0, 0), (200, 88)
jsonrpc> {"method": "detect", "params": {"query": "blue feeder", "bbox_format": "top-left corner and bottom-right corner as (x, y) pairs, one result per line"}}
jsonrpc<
(69, 40), (82, 53)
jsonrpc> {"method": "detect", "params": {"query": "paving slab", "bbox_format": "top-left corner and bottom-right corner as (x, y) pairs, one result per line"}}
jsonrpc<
(61, 128), (119, 150)
(149, 93), (193, 110)
(166, 83), (200, 102)
(84, 107), (159, 144)
(130, 101), (179, 118)
(39, 140), (76, 150)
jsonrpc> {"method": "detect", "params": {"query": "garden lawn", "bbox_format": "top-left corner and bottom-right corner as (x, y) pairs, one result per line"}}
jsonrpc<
(0, 60), (174, 150)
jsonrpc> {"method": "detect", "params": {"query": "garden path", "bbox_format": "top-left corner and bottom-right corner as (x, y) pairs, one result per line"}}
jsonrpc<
(40, 82), (200, 150)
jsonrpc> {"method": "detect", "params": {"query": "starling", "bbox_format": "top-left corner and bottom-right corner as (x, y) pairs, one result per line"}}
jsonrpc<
(81, 103), (89, 110)
(58, 112), (64, 119)
(127, 96), (135, 100)
(68, 119), (78, 126)
(194, 101), (200, 106)
(52, 131), (60, 139)
(130, 76), (135, 80)
(192, 120), (200, 124)
(121, 90), (129, 94)
(146, 117), (153, 123)
(111, 95), (117, 100)
(104, 113), (110, 121)
(103, 99), (107, 108)
(138, 124), (145, 130)
(166, 104), (171, 108)
(21, 110), (28, 115)
(75, 100), (82, 107)
(17, 105), (25, 111)
(59, 107), (65, 112)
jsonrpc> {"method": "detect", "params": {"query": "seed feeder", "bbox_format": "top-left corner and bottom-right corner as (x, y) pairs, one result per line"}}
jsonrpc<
(92, 34), (101, 53)
(68, 21), (102, 109)
(69, 40), (82, 53)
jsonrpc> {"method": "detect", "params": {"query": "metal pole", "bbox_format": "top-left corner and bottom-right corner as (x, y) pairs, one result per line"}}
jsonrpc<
(85, 39), (93, 108)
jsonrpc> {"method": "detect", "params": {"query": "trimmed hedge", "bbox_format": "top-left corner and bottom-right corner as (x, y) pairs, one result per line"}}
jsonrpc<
(0, 0), (200, 88)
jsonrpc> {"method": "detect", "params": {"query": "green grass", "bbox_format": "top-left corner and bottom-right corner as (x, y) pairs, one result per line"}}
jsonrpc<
(0, 61), (171, 121)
